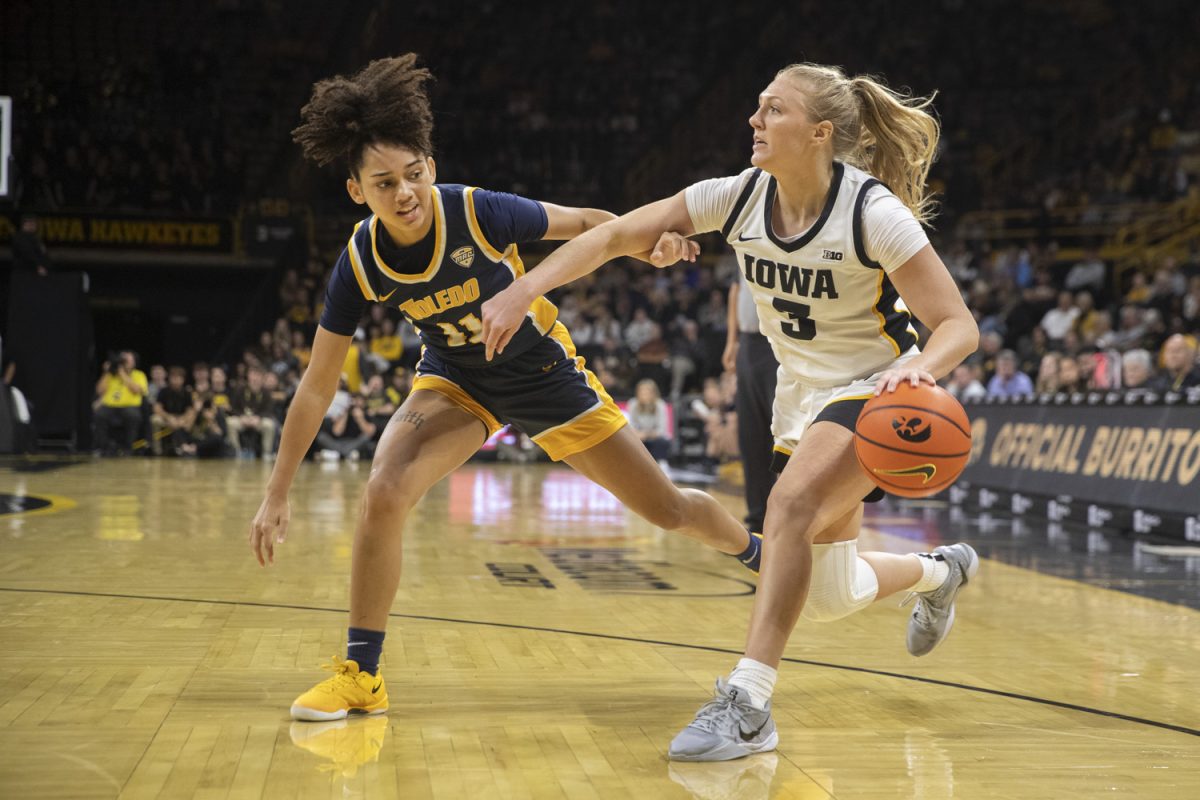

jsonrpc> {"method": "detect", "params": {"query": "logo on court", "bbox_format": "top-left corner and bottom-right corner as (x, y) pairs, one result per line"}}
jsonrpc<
(873, 463), (936, 483)
(451, 245), (475, 267)
(891, 415), (932, 443)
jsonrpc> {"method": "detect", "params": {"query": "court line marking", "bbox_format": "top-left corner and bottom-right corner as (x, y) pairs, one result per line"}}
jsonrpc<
(2, 585), (1197, 740)
(0, 493), (78, 518)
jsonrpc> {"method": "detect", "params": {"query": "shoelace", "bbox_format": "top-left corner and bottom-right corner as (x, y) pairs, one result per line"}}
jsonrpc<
(689, 692), (741, 733)
(319, 655), (360, 689)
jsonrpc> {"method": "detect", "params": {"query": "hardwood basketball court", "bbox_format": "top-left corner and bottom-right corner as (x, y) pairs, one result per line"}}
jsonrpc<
(1, 456), (1197, 798)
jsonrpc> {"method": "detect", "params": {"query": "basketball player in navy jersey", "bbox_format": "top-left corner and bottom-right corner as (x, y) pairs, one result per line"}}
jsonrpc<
(247, 55), (763, 721)
(483, 63), (981, 761)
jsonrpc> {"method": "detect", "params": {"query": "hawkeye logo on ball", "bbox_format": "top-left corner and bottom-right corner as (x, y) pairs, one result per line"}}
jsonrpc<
(892, 415), (932, 443)
(451, 245), (475, 267)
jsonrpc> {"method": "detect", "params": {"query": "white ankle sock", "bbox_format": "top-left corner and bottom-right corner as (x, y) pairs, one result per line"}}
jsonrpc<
(910, 553), (951, 593)
(727, 658), (777, 710)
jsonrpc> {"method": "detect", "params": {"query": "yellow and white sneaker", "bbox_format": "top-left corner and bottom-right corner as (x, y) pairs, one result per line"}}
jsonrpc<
(290, 656), (388, 721)
(289, 716), (388, 778)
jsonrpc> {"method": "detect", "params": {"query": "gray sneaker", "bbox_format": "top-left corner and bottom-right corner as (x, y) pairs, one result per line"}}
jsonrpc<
(668, 679), (779, 762)
(905, 543), (979, 657)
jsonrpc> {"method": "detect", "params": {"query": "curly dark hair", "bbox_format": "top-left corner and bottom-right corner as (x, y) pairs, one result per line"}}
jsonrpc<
(292, 54), (434, 176)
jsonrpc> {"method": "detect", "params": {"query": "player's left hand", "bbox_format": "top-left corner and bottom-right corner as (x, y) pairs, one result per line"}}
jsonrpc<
(874, 366), (935, 395)
(648, 231), (700, 269)
(480, 282), (533, 361)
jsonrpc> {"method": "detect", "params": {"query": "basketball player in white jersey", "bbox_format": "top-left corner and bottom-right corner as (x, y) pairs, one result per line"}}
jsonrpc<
(481, 62), (981, 761)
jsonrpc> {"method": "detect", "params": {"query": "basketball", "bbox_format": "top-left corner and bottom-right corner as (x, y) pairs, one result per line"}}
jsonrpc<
(854, 382), (972, 498)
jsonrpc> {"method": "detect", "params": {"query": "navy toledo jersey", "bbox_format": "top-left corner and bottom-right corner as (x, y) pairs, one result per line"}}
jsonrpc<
(319, 184), (628, 461)
(320, 184), (558, 366)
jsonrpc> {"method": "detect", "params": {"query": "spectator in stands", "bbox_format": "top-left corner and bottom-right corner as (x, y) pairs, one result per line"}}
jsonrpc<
(94, 351), (148, 455)
(209, 366), (233, 414)
(986, 350), (1034, 398)
(594, 337), (634, 396)
(1039, 291), (1079, 342)
(1058, 356), (1086, 394)
(147, 364), (167, 404)
(1035, 353), (1063, 394)
(315, 376), (376, 461)
(669, 319), (708, 399)
(191, 363), (211, 401)
(976, 331), (1004, 380)
(1124, 271), (1151, 305)
(370, 318), (404, 370)
(946, 364), (987, 402)
(151, 366), (195, 455)
(184, 397), (230, 458)
(267, 341), (296, 377)
(262, 370), (291, 417)
(624, 307), (658, 352)
(291, 330), (313, 371)
(387, 368), (411, 408)
(1072, 291), (1105, 342)
(1063, 247), (1108, 298)
(361, 374), (397, 439)
(625, 379), (672, 463)
(704, 371), (740, 462)
(1151, 334), (1200, 392)
(226, 366), (278, 459)
(1097, 306), (1146, 351)
(1121, 349), (1154, 391)
(1184, 276), (1200, 328)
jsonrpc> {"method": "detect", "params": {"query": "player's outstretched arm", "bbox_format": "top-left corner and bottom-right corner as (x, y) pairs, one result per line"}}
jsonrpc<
(541, 202), (697, 267)
(482, 192), (696, 360)
(249, 325), (351, 566)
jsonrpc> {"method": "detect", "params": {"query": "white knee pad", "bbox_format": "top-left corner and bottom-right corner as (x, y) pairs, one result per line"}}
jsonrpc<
(801, 540), (880, 623)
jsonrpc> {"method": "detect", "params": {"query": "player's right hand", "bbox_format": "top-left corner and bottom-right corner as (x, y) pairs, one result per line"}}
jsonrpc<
(722, 338), (739, 373)
(649, 231), (700, 269)
(249, 492), (290, 566)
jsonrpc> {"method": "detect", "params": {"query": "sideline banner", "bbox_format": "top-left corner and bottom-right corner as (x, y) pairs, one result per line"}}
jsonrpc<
(957, 399), (1200, 539)
(0, 211), (233, 253)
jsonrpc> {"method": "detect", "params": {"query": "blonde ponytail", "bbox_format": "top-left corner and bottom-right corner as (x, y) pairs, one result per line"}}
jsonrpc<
(775, 64), (941, 225)
(850, 77), (940, 224)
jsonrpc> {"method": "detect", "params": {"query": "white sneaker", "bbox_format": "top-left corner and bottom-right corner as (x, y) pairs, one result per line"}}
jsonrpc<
(319, 449), (340, 462)
(668, 679), (778, 762)
(904, 543), (979, 656)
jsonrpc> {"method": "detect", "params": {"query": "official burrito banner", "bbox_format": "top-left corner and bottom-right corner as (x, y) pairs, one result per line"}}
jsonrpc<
(0, 211), (234, 252)
(954, 397), (1200, 541)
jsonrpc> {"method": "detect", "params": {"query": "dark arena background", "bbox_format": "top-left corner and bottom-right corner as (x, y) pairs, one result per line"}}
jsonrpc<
(1, 1), (1198, 798)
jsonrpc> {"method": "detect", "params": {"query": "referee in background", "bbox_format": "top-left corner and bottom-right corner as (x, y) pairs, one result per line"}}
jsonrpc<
(723, 272), (778, 533)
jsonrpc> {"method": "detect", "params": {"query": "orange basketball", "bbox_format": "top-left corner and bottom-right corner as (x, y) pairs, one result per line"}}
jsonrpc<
(854, 382), (972, 498)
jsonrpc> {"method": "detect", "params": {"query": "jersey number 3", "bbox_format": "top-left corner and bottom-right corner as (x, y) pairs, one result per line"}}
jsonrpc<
(437, 313), (484, 347)
(772, 299), (817, 340)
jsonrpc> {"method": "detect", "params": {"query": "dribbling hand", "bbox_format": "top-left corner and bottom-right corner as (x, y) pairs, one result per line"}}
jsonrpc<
(874, 366), (935, 395)
(249, 492), (290, 566)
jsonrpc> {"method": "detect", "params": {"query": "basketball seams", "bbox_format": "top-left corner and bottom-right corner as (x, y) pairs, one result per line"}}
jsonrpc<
(853, 431), (970, 459)
(858, 403), (972, 438)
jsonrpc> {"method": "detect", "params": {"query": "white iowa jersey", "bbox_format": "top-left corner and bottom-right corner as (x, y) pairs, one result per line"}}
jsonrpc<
(687, 162), (924, 386)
